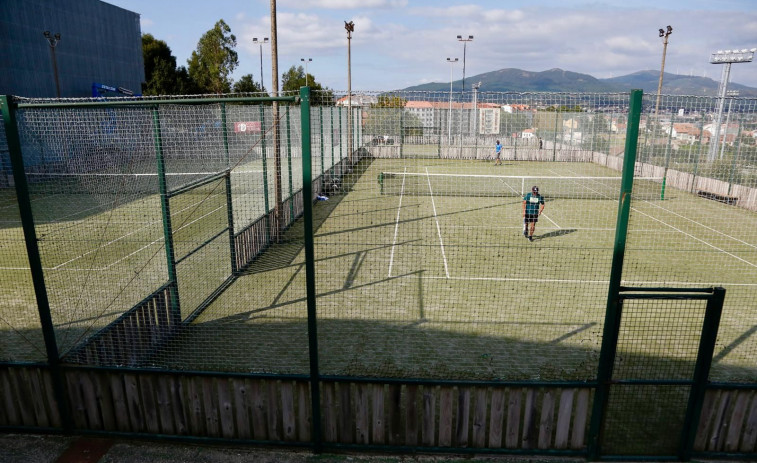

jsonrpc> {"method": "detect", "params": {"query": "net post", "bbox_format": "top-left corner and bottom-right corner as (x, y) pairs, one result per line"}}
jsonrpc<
(587, 89), (643, 460)
(299, 86), (323, 452)
(152, 106), (182, 327)
(221, 103), (238, 274)
(1, 94), (74, 432)
(259, 105), (271, 243)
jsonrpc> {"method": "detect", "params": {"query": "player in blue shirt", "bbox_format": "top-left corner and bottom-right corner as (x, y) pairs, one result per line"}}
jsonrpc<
(522, 186), (545, 242)
(494, 140), (502, 165)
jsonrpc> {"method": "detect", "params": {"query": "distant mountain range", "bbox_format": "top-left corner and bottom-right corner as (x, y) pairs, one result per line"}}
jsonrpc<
(403, 68), (757, 97)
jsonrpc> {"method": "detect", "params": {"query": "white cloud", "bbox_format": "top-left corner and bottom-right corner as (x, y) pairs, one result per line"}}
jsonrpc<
(279, 0), (407, 9)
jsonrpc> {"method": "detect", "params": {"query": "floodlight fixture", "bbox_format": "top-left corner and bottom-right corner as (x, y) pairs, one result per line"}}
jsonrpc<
(708, 46), (755, 161)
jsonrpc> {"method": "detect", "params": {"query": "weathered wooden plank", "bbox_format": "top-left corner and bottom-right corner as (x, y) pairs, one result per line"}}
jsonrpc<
(455, 387), (471, 447)
(422, 386), (436, 447)
(338, 382), (353, 444)
(41, 369), (61, 428)
(154, 375), (175, 435)
(405, 384), (419, 446)
(108, 373), (130, 432)
(506, 388), (522, 448)
(488, 388), (506, 448)
(267, 379), (281, 440)
(216, 378), (236, 439)
(321, 382), (337, 442)
(740, 392), (757, 452)
(138, 374), (160, 434)
(250, 379), (268, 440)
(694, 389), (718, 452)
(169, 376), (187, 435)
(12, 368), (38, 426)
(123, 373), (145, 432)
(387, 384), (402, 445)
(724, 390), (751, 452)
(554, 389), (574, 449)
(0, 369), (20, 425)
(538, 389), (555, 449)
(296, 381), (311, 442)
(185, 376), (205, 435)
(521, 388), (537, 449)
(26, 368), (50, 428)
(280, 381), (296, 441)
(354, 383), (369, 444)
(65, 371), (88, 429)
(232, 378), (251, 439)
(371, 383), (385, 444)
(570, 388), (590, 450)
(202, 377), (220, 437)
(472, 387), (488, 448)
(79, 371), (103, 430)
(709, 390), (732, 451)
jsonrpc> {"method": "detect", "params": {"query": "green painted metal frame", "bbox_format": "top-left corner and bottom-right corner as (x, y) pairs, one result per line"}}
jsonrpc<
(1, 95), (73, 431)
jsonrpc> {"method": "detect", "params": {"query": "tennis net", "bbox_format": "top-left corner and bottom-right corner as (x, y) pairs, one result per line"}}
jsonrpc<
(378, 171), (664, 200)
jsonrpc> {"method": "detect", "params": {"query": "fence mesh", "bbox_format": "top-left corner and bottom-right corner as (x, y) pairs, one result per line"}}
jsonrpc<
(1, 90), (755, 386)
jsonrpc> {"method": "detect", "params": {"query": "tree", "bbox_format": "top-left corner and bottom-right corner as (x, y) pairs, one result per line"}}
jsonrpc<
(232, 74), (263, 93)
(280, 65), (333, 104)
(374, 95), (407, 108)
(188, 20), (239, 94)
(141, 34), (198, 95)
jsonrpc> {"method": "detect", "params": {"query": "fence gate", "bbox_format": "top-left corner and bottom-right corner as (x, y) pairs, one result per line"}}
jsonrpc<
(590, 286), (725, 461)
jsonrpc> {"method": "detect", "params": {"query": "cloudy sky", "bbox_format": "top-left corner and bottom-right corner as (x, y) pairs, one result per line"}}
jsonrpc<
(107, 0), (757, 91)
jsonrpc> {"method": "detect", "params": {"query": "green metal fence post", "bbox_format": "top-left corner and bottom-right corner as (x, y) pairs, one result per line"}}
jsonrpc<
(400, 109), (404, 159)
(221, 103), (238, 274)
(587, 89), (643, 461)
(286, 104), (294, 223)
(553, 110), (559, 161)
(300, 87), (323, 452)
(260, 105), (271, 242)
(1, 95), (73, 431)
(680, 287), (726, 461)
(152, 107), (181, 327)
(338, 107), (343, 169)
(661, 114), (675, 200)
(319, 106), (324, 180)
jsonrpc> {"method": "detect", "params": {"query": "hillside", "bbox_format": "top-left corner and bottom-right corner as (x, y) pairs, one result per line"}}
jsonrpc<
(403, 67), (757, 97)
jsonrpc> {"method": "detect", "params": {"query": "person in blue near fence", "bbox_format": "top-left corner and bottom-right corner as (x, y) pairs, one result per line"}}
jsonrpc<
(522, 185), (545, 242)
(494, 140), (502, 165)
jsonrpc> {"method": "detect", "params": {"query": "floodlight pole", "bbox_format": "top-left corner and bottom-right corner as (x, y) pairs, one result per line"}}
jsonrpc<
(447, 58), (458, 145)
(43, 31), (62, 98)
(719, 90), (739, 160)
(301, 58), (312, 86)
(345, 21), (354, 163)
(708, 48), (755, 162)
(253, 37), (269, 91)
(457, 35), (473, 155)
(654, 26), (673, 119)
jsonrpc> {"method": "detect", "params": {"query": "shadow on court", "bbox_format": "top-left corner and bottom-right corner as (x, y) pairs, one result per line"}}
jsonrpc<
(533, 228), (577, 240)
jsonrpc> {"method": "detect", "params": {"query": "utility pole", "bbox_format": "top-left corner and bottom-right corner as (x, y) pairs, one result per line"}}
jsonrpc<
(345, 21), (354, 164)
(43, 31), (62, 98)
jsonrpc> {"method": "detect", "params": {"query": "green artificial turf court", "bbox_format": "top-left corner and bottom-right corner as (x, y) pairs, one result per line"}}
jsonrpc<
(2, 155), (756, 381)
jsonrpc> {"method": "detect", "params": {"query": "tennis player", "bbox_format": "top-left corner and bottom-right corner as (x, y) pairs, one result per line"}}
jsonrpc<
(494, 140), (502, 165)
(522, 186), (545, 242)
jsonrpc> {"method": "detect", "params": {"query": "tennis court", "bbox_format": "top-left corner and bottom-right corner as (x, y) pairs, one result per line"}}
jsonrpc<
(155, 157), (757, 381)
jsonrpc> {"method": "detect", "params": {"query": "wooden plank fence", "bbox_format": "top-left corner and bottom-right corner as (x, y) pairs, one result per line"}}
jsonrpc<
(2, 365), (756, 457)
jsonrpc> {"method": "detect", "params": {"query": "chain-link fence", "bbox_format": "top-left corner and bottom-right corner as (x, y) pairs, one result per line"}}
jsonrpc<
(1, 89), (755, 456)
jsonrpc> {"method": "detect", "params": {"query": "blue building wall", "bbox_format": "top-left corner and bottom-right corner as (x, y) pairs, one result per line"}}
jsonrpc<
(0, 0), (144, 98)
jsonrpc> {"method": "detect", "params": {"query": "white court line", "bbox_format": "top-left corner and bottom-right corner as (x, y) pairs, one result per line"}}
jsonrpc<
(387, 167), (406, 278)
(541, 213), (561, 229)
(640, 200), (757, 250)
(561, 167), (757, 269)
(426, 167), (450, 279)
